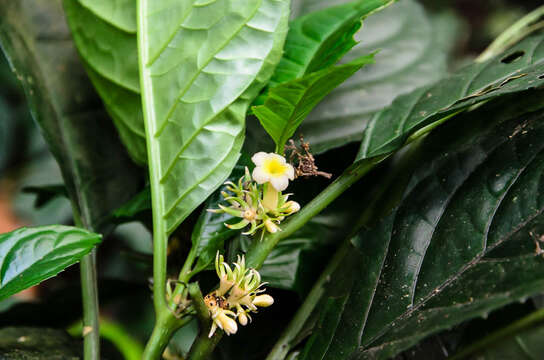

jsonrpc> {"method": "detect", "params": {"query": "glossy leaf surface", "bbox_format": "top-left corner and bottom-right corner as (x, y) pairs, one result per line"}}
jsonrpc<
(0, 0), (142, 231)
(298, 97), (544, 360)
(253, 54), (374, 153)
(270, 0), (392, 86)
(63, 0), (147, 164)
(292, 0), (458, 153)
(138, 0), (290, 234)
(0, 226), (101, 301)
(358, 29), (544, 160)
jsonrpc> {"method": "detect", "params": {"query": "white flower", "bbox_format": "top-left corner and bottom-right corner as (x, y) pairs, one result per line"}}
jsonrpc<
(252, 152), (295, 191)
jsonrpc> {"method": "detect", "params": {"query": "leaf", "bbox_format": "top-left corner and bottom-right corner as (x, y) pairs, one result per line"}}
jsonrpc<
(191, 166), (246, 273)
(138, 0), (291, 235)
(253, 54), (374, 153)
(0, 0), (142, 232)
(270, 0), (392, 87)
(113, 187), (151, 220)
(63, 0), (147, 164)
(0, 226), (101, 301)
(470, 323), (544, 360)
(22, 185), (67, 209)
(292, 0), (459, 153)
(357, 29), (544, 161)
(297, 95), (544, 360)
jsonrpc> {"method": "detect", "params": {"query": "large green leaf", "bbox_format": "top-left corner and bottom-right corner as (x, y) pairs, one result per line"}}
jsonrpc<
(270, 0), (392, 87)
(63, 0), (147, 164)
(0, 0), (142, 231)
(253, 54), (374, 153)
(287, 0), (459, 153)
(0, 226), (101, 301)
(357, 29), (544, 160)
(297, 95), (544, 360)
(138, 0), (290, 234)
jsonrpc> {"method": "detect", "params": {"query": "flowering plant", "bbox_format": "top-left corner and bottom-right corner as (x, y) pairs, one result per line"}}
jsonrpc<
(2, 1), (544, 360)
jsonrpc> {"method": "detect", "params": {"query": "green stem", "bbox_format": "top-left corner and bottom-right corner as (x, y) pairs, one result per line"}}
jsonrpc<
(73, 211), (100, 360)
(449, 308), (544, 360)
(246, 155), (386, 269)
(187, 282), (223, 360)
(80, 250), (100, 360)
(137, 0), (177, 356)
(142, 311), (189, 359)
(189, 331), (223, 360)
(266, 240), (351, 360)
(68, 318), (144, 360)
(476, 5), (544, 62)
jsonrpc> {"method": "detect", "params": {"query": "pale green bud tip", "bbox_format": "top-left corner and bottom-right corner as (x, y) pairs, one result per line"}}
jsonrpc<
(264, 219), (281, 233)
(285, 200), (300, 213)
(253, 294), (274, 307)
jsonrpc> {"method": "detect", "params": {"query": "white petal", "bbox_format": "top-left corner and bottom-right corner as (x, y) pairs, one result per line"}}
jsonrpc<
(269, 153), (287, 164)
(285, 163), (295, 180)
(270, 176), (289, 191)
(252, 166), (270, 184)
(251, 152), (268, 166)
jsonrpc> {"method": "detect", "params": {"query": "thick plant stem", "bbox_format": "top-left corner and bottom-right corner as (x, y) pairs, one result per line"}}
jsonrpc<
(189, 332), (223, 360)
(80, 250), (100, 360)
(266, 240), (351, 360)
(142, 311), (187, 359)
(187, 283), (223, 360)
(137, 0), (175, 356)
(246, 156), (386, 269)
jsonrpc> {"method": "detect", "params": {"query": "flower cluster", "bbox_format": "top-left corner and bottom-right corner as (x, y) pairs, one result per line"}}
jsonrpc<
(210, 152), (300, 237)
(204, 253), (274, 337)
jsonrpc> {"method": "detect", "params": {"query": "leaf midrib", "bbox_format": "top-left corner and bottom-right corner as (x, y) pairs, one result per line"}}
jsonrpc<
(154, 1), (263, 137)
(362, 141), (544, 350)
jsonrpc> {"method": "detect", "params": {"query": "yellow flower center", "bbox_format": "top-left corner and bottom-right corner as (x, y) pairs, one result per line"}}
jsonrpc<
(263, 158), (288, 177)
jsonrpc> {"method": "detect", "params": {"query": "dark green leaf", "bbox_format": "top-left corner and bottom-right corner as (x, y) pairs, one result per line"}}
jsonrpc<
(293, 0), (459, 153)
(298, 95), (544, 360)
(253, 54), (374, 153)
(191, 166), (246, 273)
(0, 0), (143, 231)
(138, 0), (290, 235)
(357, 29), (544, 160)
(22, 185), (67, 209)
(63, 0), (147, 164)
(0, 226), (101, 301)
(113, 187), (151, 221)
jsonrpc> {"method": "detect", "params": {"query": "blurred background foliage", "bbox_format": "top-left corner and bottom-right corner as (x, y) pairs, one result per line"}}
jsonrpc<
(0, 0), (543, 359)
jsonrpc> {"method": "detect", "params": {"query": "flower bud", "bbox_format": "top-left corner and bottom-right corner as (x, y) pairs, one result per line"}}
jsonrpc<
(217, 311), (238, 335)
(284, 201), (300, 213)
(238, 311), (248, 326)
(264, 219), (280, 234)
(253, 294), (274, 307)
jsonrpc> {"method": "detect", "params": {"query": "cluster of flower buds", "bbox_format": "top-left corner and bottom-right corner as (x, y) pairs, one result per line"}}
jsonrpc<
(210, 152), (300, 237)
(204, 253), (274, 337)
